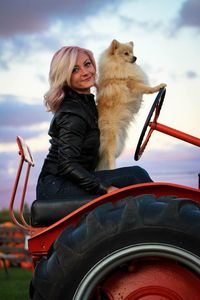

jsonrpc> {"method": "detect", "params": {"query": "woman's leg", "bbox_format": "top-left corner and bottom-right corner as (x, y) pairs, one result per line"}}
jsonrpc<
(93, 166), (153, 189)
(36, 175), (95, 201)
(36, 166), (152, 201)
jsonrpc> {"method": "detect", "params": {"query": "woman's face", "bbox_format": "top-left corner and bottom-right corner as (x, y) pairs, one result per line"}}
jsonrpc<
(70, 52), (96, 94)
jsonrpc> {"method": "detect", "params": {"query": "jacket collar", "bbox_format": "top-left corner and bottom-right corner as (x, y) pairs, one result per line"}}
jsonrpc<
(63, 86), (95, 102)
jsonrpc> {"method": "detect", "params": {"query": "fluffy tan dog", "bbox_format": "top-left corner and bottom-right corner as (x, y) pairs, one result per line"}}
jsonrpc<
(96, 39), (166, 170)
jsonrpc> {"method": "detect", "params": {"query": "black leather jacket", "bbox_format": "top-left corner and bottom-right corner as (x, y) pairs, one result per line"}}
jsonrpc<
(39, 88), (107, 195)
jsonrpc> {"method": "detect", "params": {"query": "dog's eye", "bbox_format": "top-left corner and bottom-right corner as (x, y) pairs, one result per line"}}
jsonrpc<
(124, 52), (129, 56)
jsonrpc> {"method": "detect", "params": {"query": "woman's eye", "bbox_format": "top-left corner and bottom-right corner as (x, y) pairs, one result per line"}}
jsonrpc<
(85, 61), (92, 67)
(72, 67), (79, 73)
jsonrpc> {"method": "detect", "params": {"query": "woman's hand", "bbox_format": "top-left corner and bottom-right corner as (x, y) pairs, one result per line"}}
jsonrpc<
(107, 186), (118, 193)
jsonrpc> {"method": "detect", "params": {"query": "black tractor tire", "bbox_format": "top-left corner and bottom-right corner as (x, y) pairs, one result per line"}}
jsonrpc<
(31, 194), (200, 300)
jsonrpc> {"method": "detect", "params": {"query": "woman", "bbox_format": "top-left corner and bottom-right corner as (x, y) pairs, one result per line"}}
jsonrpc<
(36, 46), (152, 201)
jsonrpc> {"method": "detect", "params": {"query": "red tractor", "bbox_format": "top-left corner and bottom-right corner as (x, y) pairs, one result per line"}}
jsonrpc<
(9, 88), (200, 299)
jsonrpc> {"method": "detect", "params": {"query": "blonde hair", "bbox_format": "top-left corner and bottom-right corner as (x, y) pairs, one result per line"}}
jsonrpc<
(44, 46), (96, 112)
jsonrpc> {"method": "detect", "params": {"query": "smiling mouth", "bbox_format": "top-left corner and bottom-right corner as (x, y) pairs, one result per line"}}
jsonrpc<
(82, 76), (93, 82)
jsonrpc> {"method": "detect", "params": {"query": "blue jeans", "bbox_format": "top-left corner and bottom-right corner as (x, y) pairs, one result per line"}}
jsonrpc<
(36, 166), (152, 201)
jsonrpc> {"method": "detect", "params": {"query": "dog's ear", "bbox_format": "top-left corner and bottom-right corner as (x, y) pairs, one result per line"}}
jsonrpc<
(129, 41), (133, 47)
(109, 39), (119, 55)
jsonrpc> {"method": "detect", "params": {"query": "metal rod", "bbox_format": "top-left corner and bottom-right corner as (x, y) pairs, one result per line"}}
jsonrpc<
(19, 163), (32, 228)
(149, 122), (200, 147)
(9, 157), (28, 230)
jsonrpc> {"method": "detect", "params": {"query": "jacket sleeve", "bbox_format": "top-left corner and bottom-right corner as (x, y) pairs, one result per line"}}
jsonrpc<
(56, 112), (107, 195)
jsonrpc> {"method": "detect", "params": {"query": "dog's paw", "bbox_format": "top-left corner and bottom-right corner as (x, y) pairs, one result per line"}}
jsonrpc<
(158, 83), (167, 89)
(149, 83), (167, 94)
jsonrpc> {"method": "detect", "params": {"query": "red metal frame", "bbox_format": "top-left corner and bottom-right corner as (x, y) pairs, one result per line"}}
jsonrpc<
(150, 122), (200, 147)
(28, 182), (200, 256)
(9, 136), (42, 234)
(135, 88), (200, 161)
(9, 125), (200, 267)
(102, 258), (200, 299)
(8, 85), (200, 298)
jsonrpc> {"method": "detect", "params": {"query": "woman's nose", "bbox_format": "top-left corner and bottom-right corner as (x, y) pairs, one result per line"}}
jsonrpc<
(80, 67), (88, 76)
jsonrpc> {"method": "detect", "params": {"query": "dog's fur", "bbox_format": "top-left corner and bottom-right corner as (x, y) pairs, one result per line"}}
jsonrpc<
(96, 39), (166, 170)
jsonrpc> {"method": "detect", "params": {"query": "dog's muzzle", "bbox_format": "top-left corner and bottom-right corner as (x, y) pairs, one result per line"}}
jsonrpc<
(132, 56), (137, 63)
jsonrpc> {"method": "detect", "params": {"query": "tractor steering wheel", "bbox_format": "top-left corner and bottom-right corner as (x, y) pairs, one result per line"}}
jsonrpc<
(134, 87), (166, 161)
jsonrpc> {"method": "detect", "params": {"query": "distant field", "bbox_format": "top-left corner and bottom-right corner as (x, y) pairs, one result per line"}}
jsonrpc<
(0, 267), (32, 300)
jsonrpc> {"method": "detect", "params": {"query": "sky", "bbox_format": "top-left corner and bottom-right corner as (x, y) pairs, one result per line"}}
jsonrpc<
(0, 0), (200, 209)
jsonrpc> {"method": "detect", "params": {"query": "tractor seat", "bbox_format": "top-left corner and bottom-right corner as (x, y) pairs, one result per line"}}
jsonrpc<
(31, 197), (94, 227)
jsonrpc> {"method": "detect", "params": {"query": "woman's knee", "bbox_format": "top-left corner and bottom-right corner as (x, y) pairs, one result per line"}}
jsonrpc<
(116, 166), (152, 182)
(131, 166), (152, 182)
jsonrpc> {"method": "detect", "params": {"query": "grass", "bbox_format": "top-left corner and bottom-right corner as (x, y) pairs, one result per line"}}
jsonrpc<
(0, 267), (32, 300)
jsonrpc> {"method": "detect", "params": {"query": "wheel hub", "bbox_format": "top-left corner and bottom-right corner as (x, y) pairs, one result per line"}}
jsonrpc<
(102, 259), (200, 300)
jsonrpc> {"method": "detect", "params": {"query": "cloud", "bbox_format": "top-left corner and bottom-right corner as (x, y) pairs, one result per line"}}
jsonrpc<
(0, 34), (62, 70)
(117, 144), (200, 188)
(185, 70), (198, 79)
(0, 95), (50, 126)
(0, 150), (45, 208)
(0, 0), (121, 70)
(175, 0), (200, 30)
(0, 0), (119, 37)
(0, 95), (51, 142)
(0, 125), (49, 143)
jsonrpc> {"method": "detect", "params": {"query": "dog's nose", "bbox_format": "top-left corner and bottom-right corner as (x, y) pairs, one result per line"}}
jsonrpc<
(132, 56), (137, 63)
